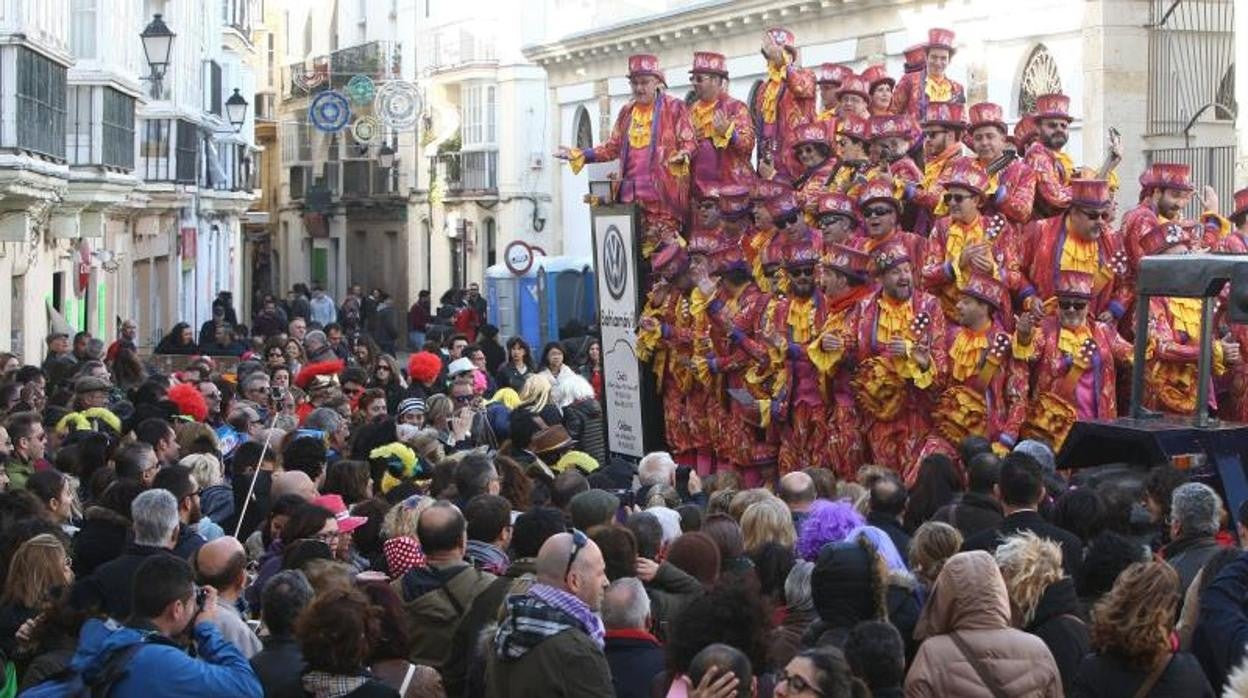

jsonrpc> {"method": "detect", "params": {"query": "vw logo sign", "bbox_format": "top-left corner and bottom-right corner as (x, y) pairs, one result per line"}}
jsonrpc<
(603, 225), (628, 300)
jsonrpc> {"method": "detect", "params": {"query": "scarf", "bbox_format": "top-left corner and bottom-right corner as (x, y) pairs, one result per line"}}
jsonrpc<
(761, 58), (788, 125)
(949, 326), (990, 383)
(495, 583), (606, 661)
(628, 103), (653, 149)
(466, 539), (511, 576)
(924, 75), (953, 102)
(303, 672), (367, 698)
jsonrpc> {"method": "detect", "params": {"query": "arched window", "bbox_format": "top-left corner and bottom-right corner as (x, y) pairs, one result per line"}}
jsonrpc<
(573, 105), (593, 149)
(1216, 65), (1236, 120)
(1018, 44), (1062, 116)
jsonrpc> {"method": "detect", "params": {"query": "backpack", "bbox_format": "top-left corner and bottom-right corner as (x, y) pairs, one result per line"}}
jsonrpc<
(18, 642), (145, 698)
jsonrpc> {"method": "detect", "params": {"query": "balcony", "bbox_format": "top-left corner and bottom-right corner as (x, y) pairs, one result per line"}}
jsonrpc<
(67, 85), (136, 171)
(438, 150), (497, 194)
(139, 118), (198, 184)
(284, 40), (401, 99)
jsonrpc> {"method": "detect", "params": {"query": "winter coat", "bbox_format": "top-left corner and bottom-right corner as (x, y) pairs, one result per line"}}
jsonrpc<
(645, 561), (705, 641)
(1070, 651), (1213, 697)
(65, 618), (262, 697)
(932, 491), (1004, 540)
(484, 592), (613, 698)
(562, 399), (607, 467)
(604, 629), (665, 698)
(76, 543), (177, 620)
(962, 510), (1084, 578)
(249, 634), (305, 698)
(1025, 577), (1089, 696)
(445, 558), (536, 698)
(904, 551), (1062, 697)
(72, 505), (131, 577)
(392, 561), (495, 671)
(867, 512), (912, 565)
(1161, 534), (1222, 597)
(1192, 550), (1248, 691)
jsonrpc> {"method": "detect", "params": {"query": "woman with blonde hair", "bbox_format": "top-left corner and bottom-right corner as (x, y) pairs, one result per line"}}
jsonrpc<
(1071, 561), (1213, 696)
(515, 373), (562, 427)
(742, 497), (797, 553)
(0, 534), (73, 657)
(380, 494), (434, 579)
(180, 452), (234, 527)
(909, 521), (962, 590)
(995, 531), (1088, 695)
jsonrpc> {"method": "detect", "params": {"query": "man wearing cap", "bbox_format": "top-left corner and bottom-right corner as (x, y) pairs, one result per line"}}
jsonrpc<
(682, 227), (734, 474)
(555, 54), (695, 254)
(867, 114), (923, 186)
(964, 102), (1036, 224)
(933, 272), (1029, 458)
(637, 245), (698, 462)
(828, 113), (873, 196)
(862, 65), (895, 117)
(921, 159), (1024, 322)
(852, 244), (948, 483)
(816, 63), (854, 121)
(1121, 163), (1196, 281)
(73, 375), (113, 411)
(42, 331), (72, 375)
(909, 101), (967, 237)
(688, 51), (757, 195)
(812, 192), (859, 251)
(891, 28), (966, 120)
(397, 397), (426, 426)
(835, 75), (871, 120)
(852, 176), (927, 285)
(764, 186), (821, 296)
(1014, 270), (1134, 449)
(1137, 222), (1241, 416)
(716, 184), (754, 254)
(1024, 93), (1088, 217)
(752, 27), (817, 184)
(809, 244), (874, 477)
(790, 122), (838, 209)
(1021, 179), (1131, 323)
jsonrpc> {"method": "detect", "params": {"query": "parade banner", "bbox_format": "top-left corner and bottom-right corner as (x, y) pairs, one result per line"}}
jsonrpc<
(591, 205), (654, 459)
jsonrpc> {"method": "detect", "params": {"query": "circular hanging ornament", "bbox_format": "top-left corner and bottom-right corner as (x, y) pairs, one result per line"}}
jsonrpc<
(351, 115), (381, 144)
(309, 90), (351, 133)
(293, 66), (327, 92)
(375, 80), (422, 130)
(345, 75), (376, 106)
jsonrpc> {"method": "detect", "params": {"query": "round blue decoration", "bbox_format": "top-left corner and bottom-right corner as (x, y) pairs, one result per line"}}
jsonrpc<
(309, 90), (351, 133)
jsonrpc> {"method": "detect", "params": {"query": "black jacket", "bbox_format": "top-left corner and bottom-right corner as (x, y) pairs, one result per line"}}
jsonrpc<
(932, 491), (1004, 540)
(1161, 534), (1222, 596)
(604, 629), (665, 698)
(76, 543), (176, 619)
(249, 635), (306, 698)
(562, 399), (606, 467)
(1071, 651), (1213, 697)
(72, 506), (131, 577)
(1027, 577), (1090, 695)
(866, 512), (911, 564)
(963, 510), (1084, 578)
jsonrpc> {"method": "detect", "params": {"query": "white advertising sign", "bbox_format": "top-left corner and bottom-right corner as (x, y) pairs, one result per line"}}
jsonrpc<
(593, 212), (645, 458)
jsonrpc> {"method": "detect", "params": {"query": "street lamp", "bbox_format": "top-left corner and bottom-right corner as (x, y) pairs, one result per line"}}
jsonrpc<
(377, 144), (396, 168)
(140, 14), (175, 92)
(225, 89), (249, 132)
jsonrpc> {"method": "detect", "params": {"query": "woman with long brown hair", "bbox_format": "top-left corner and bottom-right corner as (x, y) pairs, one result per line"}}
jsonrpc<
(1071, 561), (1213, 696)
(0, 534), (73, 659)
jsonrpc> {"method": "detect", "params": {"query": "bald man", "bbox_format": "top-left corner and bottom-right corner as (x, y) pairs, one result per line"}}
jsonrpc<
(486, 531), (614, 697)
(269, 470), (317, 502)
(778, 472), (817, 527)
(194, 536), (262, 657)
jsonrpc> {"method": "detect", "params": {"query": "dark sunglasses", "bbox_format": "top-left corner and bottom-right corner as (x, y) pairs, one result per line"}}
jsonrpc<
(343, 387), (364, 396)
(943, 192), (972, 205)
(862, 206), (894, 219)
(565, 528), (588, 579)
(1078, 208), (1113, 222)
(820, 216), (851, 227)
(796, 144), (824, 154)
(453, 394), (474, 404)
(774, 212), (799, 229)
(1058, 300), (1088, 311)
(376, 365), (391, 373)
(788, 267), (816, 278)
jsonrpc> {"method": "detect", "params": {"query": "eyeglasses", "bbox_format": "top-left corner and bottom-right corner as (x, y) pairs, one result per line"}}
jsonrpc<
(796, 144), (823, 155)
(777, 669), (826, 696)
(565, 528), (588, 579)
(1077, 208), (1113, 222)
(943, 192), (972, 205)
(1058, 300), (1088, 311)
(377, 365), (391, 373)
(820, 216), (851, 228)
(862, 207), (894, 219)
(788, 267), (815, 278)
(454, 394), (475, 404)
(774, 212), (799, 229)
(343, 387), (364, 397)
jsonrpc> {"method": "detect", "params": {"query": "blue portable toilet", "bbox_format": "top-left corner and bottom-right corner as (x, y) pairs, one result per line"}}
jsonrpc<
(485, 255), (595, 348)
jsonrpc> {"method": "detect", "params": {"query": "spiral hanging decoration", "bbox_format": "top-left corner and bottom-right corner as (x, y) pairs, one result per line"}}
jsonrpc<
(351, 115), (381, 144)
(309, 90), (351, 133)
(345, 75), (376, 106)
(375, 80), (422, 130)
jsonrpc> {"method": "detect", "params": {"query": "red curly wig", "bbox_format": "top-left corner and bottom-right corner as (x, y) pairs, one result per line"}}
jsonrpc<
(407, 351), (443, 385)
(168, 382), (209, 422)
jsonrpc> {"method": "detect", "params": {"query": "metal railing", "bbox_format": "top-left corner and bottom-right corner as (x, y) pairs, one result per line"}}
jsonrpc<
(1146, 0), (1235, 135)
(438, 150), (497, 193)
(1145, 146), (1236, 218)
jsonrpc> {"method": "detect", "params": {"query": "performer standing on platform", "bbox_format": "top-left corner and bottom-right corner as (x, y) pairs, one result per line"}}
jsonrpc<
(890, 28), (965, 120)
(891, 45), (927, 117)
(816, 63), (854, 122)
(828, 114), (873, 195)
(909, 102), (967, 237)
(862, 65), (896, 117)
(688, 51), (758, 194)
(1121, 163), (1195, 281)
(854, 177), (928, 285)
(555, 54), (695, 254)
(868, 114), (923, 187)
(791, 122), (839, 207)
(637, 245), (697, 464)
(812, 191), (859, 251)
(1025, 93), (1098, 218)
(752, 27), (817, 184)
(836, 75), (872, 120)
(965, 102), (1036, 225)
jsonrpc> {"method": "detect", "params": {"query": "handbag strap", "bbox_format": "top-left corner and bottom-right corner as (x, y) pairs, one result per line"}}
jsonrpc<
(948, 632), (1010, 698)
(1132, 653), (1173, 698)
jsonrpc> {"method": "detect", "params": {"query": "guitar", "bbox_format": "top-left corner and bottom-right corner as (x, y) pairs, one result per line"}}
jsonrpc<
(1095, 127), (1122, 180)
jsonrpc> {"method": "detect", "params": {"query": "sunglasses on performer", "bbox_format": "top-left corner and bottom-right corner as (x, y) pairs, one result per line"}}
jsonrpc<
(862, 207), (894, 219)
(1058, 300), (1088, 311)
(1078, 208), (1113, 222)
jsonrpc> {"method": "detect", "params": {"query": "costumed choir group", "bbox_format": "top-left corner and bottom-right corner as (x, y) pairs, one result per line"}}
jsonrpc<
(553, 26), (1248, 486)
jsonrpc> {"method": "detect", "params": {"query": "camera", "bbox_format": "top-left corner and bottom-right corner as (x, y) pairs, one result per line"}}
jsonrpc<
(270, 386), (286, 401)
(194, 585), (208, 612)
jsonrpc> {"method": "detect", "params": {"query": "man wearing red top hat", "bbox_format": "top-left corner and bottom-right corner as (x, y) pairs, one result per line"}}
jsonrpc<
(1013, 270), (1134, 450)
(1204, 186), (1248, 254)
(817, 63), (855, 122)
(1120, 162), (1196, 280)
(835, 75), (871, 120)
(1137, 222), (1241, 415)
(688, 51), (758, 196)
(891, 28), (966, 120)
(680, 224), (737, 474)
(908, 101), (967, 237)
(891, 44), (927, 112)
(744, 180), (787, 288)
(964, 102), (1036, 225)
(867, 114), (922, 187)
(1024, 93), (1083, 217)
(933, 271), (1029, 457)
(827, 113), (873, 195)
(637, 244), (698, 460)
(762, 186), (820, 295)
(812, 191), (860, 251)
(852, 244), (948, 483)
(1013, 114), (1039, 154)
(717, 183), (754, 253)
(790, 122), (839, 207)
(852, 176), (927, 285)
(808, 244), (874, 477)
(861, 65), (895, 117)
(555, 54), (695, 253)
(1021, 179), (1131, 323)
(753, 27), (817, 184)
(921, 159), (1025, 322)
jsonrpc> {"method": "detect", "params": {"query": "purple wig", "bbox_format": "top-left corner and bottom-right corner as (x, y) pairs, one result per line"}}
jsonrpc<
(796, 499), (866, 561)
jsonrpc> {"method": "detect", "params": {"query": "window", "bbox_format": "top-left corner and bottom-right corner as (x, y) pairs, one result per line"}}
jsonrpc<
(267, 33), (275, 75)
(298, 120), (312, 161)
(67, 85), (93, 164)
(574, 105), (593, 149)
(102, 87), (135, 169)
(462, 82), (497, 147)
(175, 119), (197, 183)
(206, 61), (223, 116)
(343, 160), (370, 196)
(303, 14), (312, 57)
(1018, 44), (1062, 116)
(16, 48), (67, 158)
(141, 118), (172, 180)
(484, 217), (496, 267)
(70, 0), (97, 59)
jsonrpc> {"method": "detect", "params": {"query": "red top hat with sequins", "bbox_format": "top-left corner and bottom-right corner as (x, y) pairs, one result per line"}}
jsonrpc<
(927, 28), (956, 55)
(1140, 163), (1194, 193)
(628, 54), (662, 79)
(766, 26), (797, 55)
(861, 65), (895, 90)
(871, 243), (911, 275)
(858, 176), (901, 211)
(837, 75), (870, 101)
(690, 51), (728, 78)
(752, 180), (788, 203)
(941, 159), (991, 197)
(922, 101), (966, 129)
(786, 237), (822, 268)
(1033, 93), (1074, 122)
(960, 270), (1008, 310)
(825, 244), (870, 281)
(765, 187), (801, 219)
(903, 44), (927, 71)
(1055, 270), (1095, 299)
(1070, 179), (1112, 209)
(1138, 221), (1194, 257)
(1232, 188), (1248, 224)
(718, 184), (753, 219)
(793, 122), (829, 150)
(968, 102), (1008, 134)
(839, 113), (871, 143)
(814, 192), (856, 220)
(869, 115), (912, 142)
(651, 243), (690, 279)
(818, 63), (854, 86)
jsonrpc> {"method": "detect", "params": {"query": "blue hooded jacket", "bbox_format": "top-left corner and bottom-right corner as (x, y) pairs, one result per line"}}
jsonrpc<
(70, 618), (262, 697)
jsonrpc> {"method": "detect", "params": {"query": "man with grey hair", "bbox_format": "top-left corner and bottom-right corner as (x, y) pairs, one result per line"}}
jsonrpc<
(1163, 481), (1224, 594)
(79, 489), (180, 619)
(302, 329), (336, 363)
(603, 577), (663, 698)
(237, 372), (272, 413)
(638, 451), (676, 489)
(250, 570), (313, 697)
(303, 407), (349, 454)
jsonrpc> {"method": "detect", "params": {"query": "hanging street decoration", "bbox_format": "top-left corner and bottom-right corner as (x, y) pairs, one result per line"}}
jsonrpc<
(351, 115), (381, 145)
(345, 75), (376, 106)
(309, 90), (351, 132)
(292, 63), (328, 92)
(375, 80), (421, 130)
